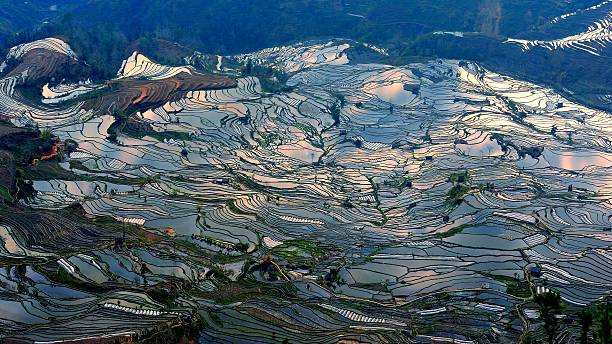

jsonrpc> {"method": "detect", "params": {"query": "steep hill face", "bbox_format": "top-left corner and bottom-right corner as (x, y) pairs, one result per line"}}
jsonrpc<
(0, 38), (237, 130)
(0, 38), (610, 344)
(5, 0), (598, 53)
(528, 0), (612, 39)
(0, 0), (86, 41)
(506, 1), (612, 56)
(2, 0), (605, 97)
(505, 1), (612, 109)
(82, 52), (237, 117)
(405, 1), (612, 111)
(3, 38), (80, 85)
(477, 0), (502, 36)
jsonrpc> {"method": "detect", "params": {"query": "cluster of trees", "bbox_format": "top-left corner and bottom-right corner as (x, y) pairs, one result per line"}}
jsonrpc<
(241, 60), (293, 93)
(578, 301), (612, 344)
(534, 291), (611, 344)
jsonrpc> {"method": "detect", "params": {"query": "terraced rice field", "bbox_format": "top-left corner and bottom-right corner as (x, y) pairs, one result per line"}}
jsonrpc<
(0, 38), (610, 343)
(506, 1), (612, 56)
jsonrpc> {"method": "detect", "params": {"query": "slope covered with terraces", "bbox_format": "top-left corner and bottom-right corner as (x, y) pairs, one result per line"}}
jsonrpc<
(0, 37), (610, 343)
(506, 1), (612, 57)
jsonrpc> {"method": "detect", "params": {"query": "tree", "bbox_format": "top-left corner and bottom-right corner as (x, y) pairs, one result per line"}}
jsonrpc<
(40, 127), (52, 141)
(578, 309), (594, 344)
(234, 242), (249, 253)
(243, 59), (253, 75)
(596, 300), (611, 344)
(534, 290), (564, 344)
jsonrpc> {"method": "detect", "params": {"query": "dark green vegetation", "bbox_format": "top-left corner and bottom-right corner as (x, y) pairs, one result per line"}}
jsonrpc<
(0, 122), (64, 203)
(534, 290), (564, 344)
(524, 294), (612, 344)
(0, 0), (86, 41)
(241, 61), (293, 93)
(436, 224), (470, 239)
(596, 301), (612, 344)
(6, 0), (597, 53)
(445, 171), (472, 205)
(270, 240), (329, 269)
(579, 308), (594, 344)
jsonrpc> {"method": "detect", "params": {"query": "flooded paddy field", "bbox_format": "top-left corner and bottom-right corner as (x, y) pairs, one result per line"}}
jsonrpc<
(0, 38), (610, 343)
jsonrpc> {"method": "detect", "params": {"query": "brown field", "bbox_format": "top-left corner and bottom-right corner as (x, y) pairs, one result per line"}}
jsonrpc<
(83, 71), (237, 116)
